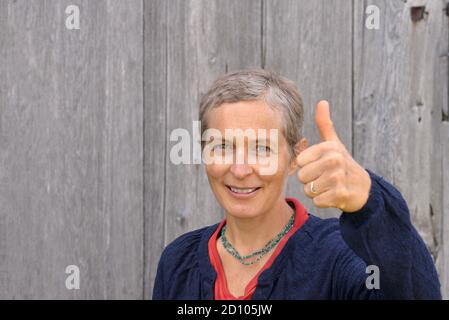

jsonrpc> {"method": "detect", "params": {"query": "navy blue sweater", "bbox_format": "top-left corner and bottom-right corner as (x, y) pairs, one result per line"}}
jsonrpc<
(152, 170), (441, 299)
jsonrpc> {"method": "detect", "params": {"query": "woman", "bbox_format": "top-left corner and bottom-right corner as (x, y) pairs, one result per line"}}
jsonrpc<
(153, 69), (441, 299)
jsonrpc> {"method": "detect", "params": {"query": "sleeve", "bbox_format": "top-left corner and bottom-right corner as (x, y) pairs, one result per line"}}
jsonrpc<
(152, 250), (166, 300)
(338, 169), (441, 299)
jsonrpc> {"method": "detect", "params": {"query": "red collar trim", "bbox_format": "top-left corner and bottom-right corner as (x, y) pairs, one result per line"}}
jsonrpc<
(208, 197), (309, 300)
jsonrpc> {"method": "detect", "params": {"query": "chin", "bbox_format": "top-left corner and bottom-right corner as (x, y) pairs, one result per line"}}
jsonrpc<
(224, 202), (262, 219)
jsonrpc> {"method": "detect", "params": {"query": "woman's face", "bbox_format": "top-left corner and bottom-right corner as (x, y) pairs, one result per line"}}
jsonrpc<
(204, 100), (299, 219)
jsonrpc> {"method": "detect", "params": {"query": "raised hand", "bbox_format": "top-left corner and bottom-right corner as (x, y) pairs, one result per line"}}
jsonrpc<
(296, 100), (371, 213)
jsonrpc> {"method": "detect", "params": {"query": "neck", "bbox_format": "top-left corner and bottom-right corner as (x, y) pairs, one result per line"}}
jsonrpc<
(223, 197), (294, 255)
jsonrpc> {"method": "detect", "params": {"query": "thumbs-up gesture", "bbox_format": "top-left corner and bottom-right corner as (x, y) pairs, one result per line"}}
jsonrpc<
(296, 100), (372, 213)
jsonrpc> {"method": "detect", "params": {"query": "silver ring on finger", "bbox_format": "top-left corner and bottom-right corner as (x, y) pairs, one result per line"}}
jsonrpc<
(310, 180), (318, 194)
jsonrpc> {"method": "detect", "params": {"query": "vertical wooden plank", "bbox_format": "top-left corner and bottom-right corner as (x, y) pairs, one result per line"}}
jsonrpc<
(434, 0), (449, 299)
(353, 0), (447, 297)
(101, 0), (143, 299)
(0, 0), (143, 298)
(143, 0), (167, 299)
(442, 122), (449, 299)
(163, 0), (263, 236)
(264, 0), (353, 219)
(164, 0), (262, 237)
(163, 0), (260, 232)
(438, 6), (449, 296)
(146, 0), (262, 294)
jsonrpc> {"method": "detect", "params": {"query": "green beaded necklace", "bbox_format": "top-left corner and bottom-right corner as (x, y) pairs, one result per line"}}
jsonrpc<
(220, 211), (295, 266)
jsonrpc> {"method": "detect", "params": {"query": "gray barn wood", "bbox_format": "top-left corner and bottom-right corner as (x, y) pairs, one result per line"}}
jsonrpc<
(0, 0), (447, 299)
(0, 0), (143, 299)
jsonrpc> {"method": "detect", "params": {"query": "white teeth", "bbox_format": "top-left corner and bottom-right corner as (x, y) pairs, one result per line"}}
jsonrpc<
(230, 187), (257, 194)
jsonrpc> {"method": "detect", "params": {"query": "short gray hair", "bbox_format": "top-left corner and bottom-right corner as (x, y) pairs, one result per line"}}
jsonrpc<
(199, 68), (304, 157)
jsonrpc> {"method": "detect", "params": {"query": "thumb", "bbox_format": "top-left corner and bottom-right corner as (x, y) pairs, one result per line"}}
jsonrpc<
(315, 100), (339, 142)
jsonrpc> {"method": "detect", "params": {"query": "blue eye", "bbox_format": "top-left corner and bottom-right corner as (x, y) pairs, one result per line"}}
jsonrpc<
(257, 145), (271, 153)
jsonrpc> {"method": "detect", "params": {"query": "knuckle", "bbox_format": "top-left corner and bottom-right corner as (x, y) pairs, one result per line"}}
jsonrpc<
(333, 198), (343, 210)
(335, 185), (348, 201)
(336, 196), (347, 210)
(329, 153), (344, 167)
(328, 172), (340, 184)
(297, 170), (305, 183)
(303, 184), (310, 195)
(335, 152), (345, 163)
(296, 155), (304, 168)
(330, 169), (345, 184)
(326, 156), (338, 168)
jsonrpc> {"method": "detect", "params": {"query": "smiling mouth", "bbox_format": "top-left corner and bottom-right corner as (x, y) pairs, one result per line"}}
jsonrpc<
(225, 185), (261, 194)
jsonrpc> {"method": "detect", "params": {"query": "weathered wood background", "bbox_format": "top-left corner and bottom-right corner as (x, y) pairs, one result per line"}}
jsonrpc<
(0, 0), (447, 299)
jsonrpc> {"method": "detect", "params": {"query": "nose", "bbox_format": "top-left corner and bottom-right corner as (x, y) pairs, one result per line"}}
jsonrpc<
(230, 164), (253, 179)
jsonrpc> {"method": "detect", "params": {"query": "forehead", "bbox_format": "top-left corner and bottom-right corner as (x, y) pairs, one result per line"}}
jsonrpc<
(206, 100), (284, 131)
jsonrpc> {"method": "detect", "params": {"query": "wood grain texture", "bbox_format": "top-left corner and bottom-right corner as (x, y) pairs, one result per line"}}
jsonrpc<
(442, 122), (449, 299)
(143, 0), (167, 300)
(162, 0), (262, 236)
(143, 0), (263, 297)
(353, 0), (448, 298)
(0, 0), (447, 299)
(0, 0), (143, 298)
(263, 0), (353, 219)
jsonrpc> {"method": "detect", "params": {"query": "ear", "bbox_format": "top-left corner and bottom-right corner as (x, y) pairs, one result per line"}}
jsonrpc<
(288, 138), (308, 175)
